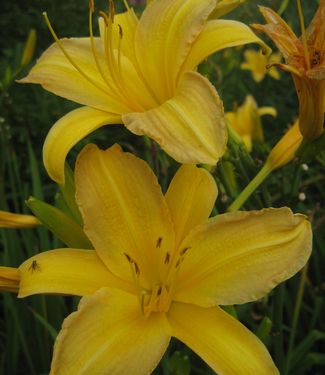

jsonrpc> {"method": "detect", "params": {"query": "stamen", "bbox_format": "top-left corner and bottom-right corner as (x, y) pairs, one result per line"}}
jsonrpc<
(296, 0), (311, 70)
(134, 262), (140, 276)
(42, 12), (110, 95)
(180, 247), (191, 256)
(99, 11), (109, 26)
(89, 0), (95, 13)
(109, 0), (115, 23)
(164, 252), (170, 264)
(122, 0), (130, 11)
(118, 24), (123, 39)
(89, 6), (118, 94)
(124, 252), (132, 262)
(175, 257), (184, 269)
(156, 237), (163, 248)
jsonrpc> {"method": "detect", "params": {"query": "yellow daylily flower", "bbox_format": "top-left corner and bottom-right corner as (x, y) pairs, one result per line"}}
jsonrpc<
(0, 267), (20, 293)
(226, 95), (277, 151)
(12, 144), (312, 374)
(266, 120), (303, 171)
(0, 210), (40, 228)
(20, 0), (269, 184)
(253, 1), (325, 140)
(241, 49), (282, 82)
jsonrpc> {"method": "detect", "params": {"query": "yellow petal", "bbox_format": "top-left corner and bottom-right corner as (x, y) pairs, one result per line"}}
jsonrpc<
(123, 71), (227, 165)
(266, 121), (303, 171)
(0, 267), (20, 293)
(181, 19), (270, 74)
(209, 0), (245, 19)
(165, 165), (217, 247)
(19, 38), (130, 114)
(43, 106), (121, 184)
(50, 288), (170, 375)
(168, 302), (279, 375)
(75, 144), (174, 288)
(174, 208), (312, 306)
(0, 210), (39, 228)
(135, 0), (216, 100)
(18, 249), (131, 298)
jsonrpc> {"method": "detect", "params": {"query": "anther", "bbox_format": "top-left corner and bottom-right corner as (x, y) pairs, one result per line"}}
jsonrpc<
(164, 252), (170, 264)
(109, 0), (115, 23)
(123, 252), (132, 263)
(157, 285), (162, 296)
(156, 237), (163, 248)
(134, 262), (140, 276)
(175, 258), (184, 269)
(99, 11), (109, 26)
(89, 0), (95, 13)
(118, 24), (123, 39)
(180, 247), (191, 256)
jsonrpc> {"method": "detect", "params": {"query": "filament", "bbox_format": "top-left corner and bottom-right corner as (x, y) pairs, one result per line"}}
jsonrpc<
(43, 12), (110, 95)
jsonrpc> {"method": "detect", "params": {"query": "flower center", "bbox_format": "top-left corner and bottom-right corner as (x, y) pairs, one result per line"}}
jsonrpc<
(123, 239), (191, 318)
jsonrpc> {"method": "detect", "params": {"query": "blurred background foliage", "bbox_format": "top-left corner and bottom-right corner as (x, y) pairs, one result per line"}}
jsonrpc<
(0, 0), (324, 374)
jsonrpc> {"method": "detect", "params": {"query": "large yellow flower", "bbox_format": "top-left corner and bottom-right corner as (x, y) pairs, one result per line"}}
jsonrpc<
(20, 0), (268, 184)
(6, 144), (312, 375)
(253, 1), (325, 140)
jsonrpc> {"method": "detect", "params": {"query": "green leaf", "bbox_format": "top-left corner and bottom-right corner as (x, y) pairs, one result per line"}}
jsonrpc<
(26, 197), (92, 249)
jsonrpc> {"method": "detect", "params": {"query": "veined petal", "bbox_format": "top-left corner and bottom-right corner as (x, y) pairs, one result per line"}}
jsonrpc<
(43, 106), (121, 184)
(174, 208), (312, 306)
(19, 38), (130, 114)
(0, 267), (20, 293)
(0, 210), (39, 228)
(135, 0), (216, 100)
(209, 0), (245, 19)
(123, 71), (227, 165)
(180, 19), (270, 75)
(165, 165), (217, 247)
(19, 249), (131, 298)
(168, 302), (279, 375)
(75, 144), (174, 288)
(50, 288), (170, 375)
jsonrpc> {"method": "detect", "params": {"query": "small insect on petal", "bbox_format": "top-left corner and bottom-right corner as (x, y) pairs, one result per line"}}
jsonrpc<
(28, 260), (41, 273)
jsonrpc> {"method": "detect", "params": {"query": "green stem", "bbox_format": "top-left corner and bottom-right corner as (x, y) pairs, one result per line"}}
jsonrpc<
(227, 164), (271, 212)
(285, 264), (309, 374)
(273, 284), (285, 373)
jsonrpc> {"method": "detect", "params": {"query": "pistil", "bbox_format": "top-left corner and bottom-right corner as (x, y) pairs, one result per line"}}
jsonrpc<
(296, 0), (311, 70)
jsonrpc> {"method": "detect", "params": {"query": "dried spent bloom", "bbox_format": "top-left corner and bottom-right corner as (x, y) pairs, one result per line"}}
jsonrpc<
(226, 95), (277, 151)
(253, 1), (325, 140)
(241, 49), (282, 82)
(1, 144), (313, 375)
(20, 0), (269, 184)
